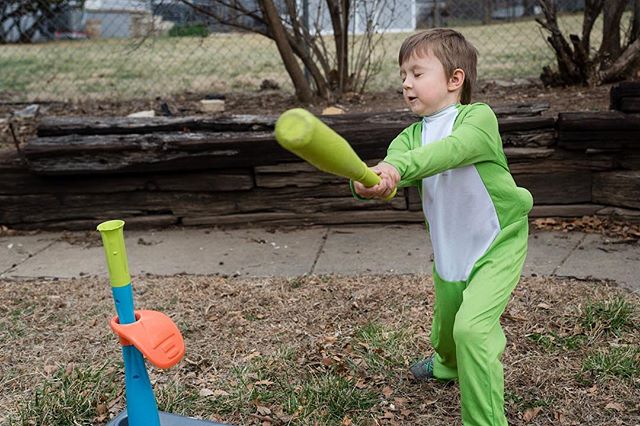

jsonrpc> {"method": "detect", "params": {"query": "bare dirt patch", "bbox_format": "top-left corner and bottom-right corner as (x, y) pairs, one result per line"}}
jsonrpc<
(1, 274), (638, 425)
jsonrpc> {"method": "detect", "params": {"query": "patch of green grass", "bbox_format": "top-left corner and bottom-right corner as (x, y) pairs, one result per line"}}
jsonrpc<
(351, 321), (415, 373)
(288, 277), (305, 289)
(505, 389), (554, 412)
(11, 363), (121, 425)
(156, 382), (201, 416)
(580, 296), (635, 336)
(204, 346), (378, 424)
(582, 346), (640, 380)
(243, 312), (259, 321)
(1, 306), (37, 338)
(169, 23), (210, 38)
(295, 372), (378, 422)
(527, 331), (587, 351)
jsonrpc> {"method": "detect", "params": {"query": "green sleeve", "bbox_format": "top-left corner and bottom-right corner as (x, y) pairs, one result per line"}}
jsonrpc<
(383, 104), (502, 182)
(382, 122), (423, 189)
(349, 121), (422, 198)
(349, 179), (369, 201)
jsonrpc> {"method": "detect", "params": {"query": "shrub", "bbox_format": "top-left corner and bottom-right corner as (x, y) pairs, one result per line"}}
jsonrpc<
(168, 23), (209, 38)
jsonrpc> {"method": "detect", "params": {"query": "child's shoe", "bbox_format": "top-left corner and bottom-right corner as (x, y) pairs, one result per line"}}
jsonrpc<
(409, 355), (435, 380)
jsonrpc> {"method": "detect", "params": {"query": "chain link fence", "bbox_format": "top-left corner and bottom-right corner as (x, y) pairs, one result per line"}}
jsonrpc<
(0, 0), (589, 102)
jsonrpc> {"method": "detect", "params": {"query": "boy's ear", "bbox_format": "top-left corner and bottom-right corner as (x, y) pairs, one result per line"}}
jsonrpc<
(448, 68), (465, 92)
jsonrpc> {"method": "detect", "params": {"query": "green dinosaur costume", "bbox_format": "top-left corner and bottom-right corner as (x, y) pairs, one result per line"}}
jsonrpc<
(360, 103), (532, 426)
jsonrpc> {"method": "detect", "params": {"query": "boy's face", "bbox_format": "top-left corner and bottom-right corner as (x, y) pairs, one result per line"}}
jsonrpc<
(400, 50), (458, 116)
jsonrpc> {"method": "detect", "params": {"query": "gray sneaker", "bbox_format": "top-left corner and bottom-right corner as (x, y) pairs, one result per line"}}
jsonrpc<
(409, 355), (435, 380)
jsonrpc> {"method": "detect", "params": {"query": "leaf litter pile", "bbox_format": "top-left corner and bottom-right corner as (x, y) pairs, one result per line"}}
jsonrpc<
(532, 216), (640, 242)
(0, 274), (638, 425)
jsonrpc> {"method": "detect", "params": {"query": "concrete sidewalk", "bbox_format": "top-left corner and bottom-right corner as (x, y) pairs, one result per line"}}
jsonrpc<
(1, 225), (638, 293)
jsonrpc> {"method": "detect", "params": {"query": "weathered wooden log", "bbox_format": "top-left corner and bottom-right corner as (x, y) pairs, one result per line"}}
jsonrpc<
(34, 102), (550, 137)
(24, 114), (556, 175)
(255, 162), (347, 189)
(557, 111), (640, 130)
(530, 204), (605, 217)
(610, 82), (640, 112)
(23, 131), (292, 174)
(0, 184), (405, 225)
(592, 171), (640, 209)
(36, 115), (276, 137)
(513, 171), (591, 204)
(618, 98), (640, 113)
(0, 150), (26, 171)
(595, 206), (640, 223)
(614, 152), (640, 169)
(183, 210), (426, 227)
(501, 129), (556, 147)
(23, 127), (395, 175)
(499, 117), (556, 147)
(0, 169), (254, 195)
(4, 102), (640, 230)
(505, 147), (615, 173)
(13, 204), (630, 230)
(11, 215), (179, 231)
(405, 186), (423, 212)
(557, 111), (640, 150)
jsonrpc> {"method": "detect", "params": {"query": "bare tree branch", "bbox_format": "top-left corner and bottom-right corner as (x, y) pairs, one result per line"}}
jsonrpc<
(599, 37), (640, 82)
(179, 0), (390, 101)
(178, 0), (267, 35)
(259, 0), (313, 102)
(537, 0), (640, 85)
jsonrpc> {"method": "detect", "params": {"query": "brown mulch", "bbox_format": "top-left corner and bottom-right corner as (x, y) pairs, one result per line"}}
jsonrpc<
(1, 274), (638, 425)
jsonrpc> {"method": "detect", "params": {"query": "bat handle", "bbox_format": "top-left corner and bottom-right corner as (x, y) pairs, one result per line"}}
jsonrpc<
(359, 167), (397, 201)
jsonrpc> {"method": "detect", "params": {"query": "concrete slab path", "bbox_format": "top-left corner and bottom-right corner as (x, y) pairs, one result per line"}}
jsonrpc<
(1, 225), (638, 293)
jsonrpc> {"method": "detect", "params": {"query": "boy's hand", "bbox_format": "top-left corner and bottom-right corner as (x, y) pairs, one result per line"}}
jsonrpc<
(353, 163), (400, 199)
(376, 162), (401, 190)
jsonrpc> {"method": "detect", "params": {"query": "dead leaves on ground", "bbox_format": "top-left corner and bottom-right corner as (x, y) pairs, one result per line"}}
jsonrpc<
(533, 216), (640, 241)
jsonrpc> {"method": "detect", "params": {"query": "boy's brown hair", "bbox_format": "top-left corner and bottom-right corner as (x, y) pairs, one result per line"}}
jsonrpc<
(399, 28), (478, 104)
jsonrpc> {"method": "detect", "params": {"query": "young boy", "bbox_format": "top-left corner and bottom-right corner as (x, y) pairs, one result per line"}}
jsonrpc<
(353, 29), (533, 426)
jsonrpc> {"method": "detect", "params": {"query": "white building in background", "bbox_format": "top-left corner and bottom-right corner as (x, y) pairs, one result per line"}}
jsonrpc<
(84, 0), (151, 12)
(83, 0), (156, 38)
(301, 0), (416, 35)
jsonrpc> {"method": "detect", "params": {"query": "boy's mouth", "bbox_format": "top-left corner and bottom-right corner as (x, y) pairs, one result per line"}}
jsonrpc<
(407, 96), (418, 102)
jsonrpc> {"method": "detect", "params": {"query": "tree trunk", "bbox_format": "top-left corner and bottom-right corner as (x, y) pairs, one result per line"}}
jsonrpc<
(598, 0), (627, 63)
(523, 0), (535, 16)
(631, 0), (640, 43)
(483, 0), (492, 25)
(326, 0), (349, 92)
(259, 0), (314, 102)
(340, 0), (350, 90)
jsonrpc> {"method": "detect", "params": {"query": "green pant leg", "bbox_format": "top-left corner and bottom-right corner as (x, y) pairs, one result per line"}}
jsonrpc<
(454, 217), (529, 426)
(431, 271), (465, 380)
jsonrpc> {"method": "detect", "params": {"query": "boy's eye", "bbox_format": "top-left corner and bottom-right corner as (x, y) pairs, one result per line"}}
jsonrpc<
(414, 73), (423, 78)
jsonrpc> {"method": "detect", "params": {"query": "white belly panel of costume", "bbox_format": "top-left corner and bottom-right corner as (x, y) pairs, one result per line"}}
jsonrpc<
(421, 105), (500, 282)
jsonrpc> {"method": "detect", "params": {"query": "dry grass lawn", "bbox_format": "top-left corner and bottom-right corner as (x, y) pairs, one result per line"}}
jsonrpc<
(0, 274), (638, 425)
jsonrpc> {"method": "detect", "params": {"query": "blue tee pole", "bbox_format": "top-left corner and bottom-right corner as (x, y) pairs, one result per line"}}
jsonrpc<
(98, 220), (161, 426)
